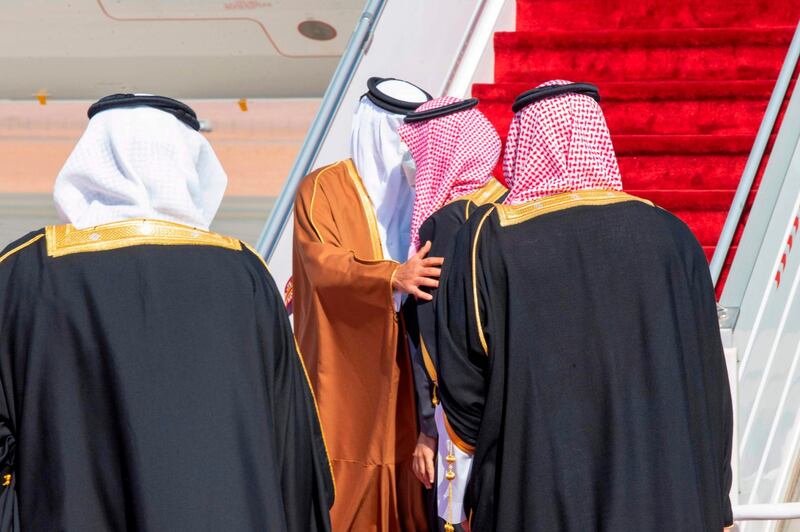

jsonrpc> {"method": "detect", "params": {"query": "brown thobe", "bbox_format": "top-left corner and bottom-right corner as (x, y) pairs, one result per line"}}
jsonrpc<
(293, 159), (427, 531)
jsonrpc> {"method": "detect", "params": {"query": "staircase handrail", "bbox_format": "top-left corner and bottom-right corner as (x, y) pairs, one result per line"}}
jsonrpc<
(710, 21), (800, 286)
(441, 0), (508, 97)
(254, 0), (507, 262)
(254, 0), (387, 259)
(734, 502), (800, 521)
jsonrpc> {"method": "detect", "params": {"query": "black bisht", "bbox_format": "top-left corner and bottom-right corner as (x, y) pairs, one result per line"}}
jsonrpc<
(436, 198), (734, 531)
(0, 228), (333, 531)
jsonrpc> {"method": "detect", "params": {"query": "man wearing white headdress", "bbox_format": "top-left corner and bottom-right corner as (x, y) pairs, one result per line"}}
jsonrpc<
(0, 95), (333, 531)
(293, 78), (438, 530)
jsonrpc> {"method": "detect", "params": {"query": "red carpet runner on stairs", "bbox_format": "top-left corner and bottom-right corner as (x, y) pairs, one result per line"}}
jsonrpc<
(474, 0), (799, 294)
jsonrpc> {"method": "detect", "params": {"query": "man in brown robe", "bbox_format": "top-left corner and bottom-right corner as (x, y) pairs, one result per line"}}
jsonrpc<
(293, 78), (439, 530)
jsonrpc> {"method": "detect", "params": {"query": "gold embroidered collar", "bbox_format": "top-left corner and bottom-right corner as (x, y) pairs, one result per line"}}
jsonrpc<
(46, 219), (241, 258)
(456, 177), (508, 206)
(496, 190), (653, 227)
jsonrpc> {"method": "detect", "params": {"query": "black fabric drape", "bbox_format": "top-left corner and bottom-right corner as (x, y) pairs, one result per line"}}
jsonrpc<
(406, 199), (477, 435)
(436, 200), (733, 531)
(0, 229), (332, 531)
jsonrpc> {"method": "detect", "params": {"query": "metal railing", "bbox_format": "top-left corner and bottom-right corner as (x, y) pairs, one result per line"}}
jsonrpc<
(717, 34), (800, 530)
(735, 502), (800, 522)
(254, 0), (387, 260)
(710, 22), (800, 286)
(253, 0), (508, 263)
(441, 0), (508, 97)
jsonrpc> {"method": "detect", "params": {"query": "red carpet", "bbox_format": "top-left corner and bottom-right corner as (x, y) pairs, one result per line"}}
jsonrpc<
(474, 0), (799, 294)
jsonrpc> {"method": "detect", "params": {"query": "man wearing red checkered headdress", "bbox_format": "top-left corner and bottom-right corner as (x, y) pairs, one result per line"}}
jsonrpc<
(434, 81), (734, 531)
(398, 96), (505, 532)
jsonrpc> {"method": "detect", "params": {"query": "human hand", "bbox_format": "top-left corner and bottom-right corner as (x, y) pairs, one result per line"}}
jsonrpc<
(391, 241), (443, 301)
(412, 432), (437, 489)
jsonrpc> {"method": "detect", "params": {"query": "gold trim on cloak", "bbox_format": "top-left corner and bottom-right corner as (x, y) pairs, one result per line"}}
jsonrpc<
(417, 178), (506, 382)
(239, 240), (337, 499)
(308, 160), (398, 315)
(307, 160), (345, 245)
(0, 234), (45, 264)
(420, 338), (438, 384)
(496, 190), (653, 227)
(242, 242), (272, 274)
(292, 339), (337, 501)
(468, 191), (653, 356)
(45, 219), (242, 258)
(471, 207), (496, 356)
(443, 410), (476, 455)
(445, 177), (507, 219)
(342, 159), (399, 313)
(458, 177), (507, 207)
(344, 159), (385, 261)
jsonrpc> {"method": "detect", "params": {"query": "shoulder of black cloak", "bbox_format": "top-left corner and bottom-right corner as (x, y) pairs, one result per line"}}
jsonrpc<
(0, 229), (46, 267)
(1, 229), (47, 309)
(418, 200), (469, 251)
(642, 203), (713, 287)
(416, 176), (506, 253)
(240, 242), (336, 524)
(239, 242), (275, 277)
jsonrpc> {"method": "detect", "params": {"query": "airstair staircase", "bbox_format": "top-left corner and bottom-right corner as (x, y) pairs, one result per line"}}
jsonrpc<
(257, 1), (800, 528)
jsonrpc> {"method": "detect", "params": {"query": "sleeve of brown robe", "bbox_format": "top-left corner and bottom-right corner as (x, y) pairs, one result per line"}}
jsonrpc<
(293, 171), (399, 311)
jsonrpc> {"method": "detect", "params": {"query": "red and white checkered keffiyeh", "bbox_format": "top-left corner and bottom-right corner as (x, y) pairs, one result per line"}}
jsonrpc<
(503, 80), (623, 205)
(398, 97), (501, 251)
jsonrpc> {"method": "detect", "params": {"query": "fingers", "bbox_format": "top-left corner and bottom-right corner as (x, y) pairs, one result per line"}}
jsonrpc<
(418, 277), (439, 289)
(421, 256), (444, 267)
(415, 240), (432, 259)
(412, 456), (424, 485)
(412, 452), (432, 489)
(418, 453), (432, 489)
(425, 454), (435, 486)
(412, 288), (433, 301)
(420, 267), (442, 278)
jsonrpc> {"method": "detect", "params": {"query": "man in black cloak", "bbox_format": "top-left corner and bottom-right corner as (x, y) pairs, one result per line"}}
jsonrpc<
(398, 96), (505, 532)
(435, 81), (734, 531)
(0, 95), (333, 531)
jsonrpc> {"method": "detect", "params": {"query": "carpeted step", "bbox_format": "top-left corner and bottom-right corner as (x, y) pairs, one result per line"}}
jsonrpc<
(494, 28), (793, 83)
(627, 191), (754, 246)
(486, 132), (766, 195)
(673, 210), (729, 247)
(474, 80), (773, 136)
(490, 151), (753, 196)
(618, 154), (748, 191)
(614, 134), (770, 194)
(629, 189), (754, 212)
(517, 0), (800, 31)
(612, 134), (767, 154)
(481, 0), (795, 293)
